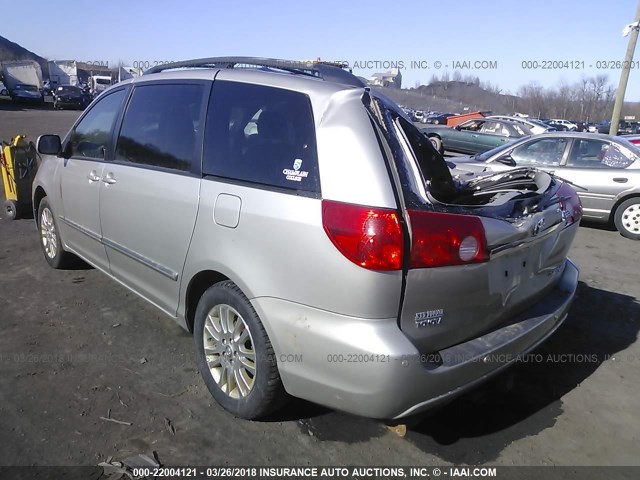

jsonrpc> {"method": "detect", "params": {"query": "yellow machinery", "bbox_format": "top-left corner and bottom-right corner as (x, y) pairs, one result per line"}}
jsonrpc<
(1, 135), (38, 220)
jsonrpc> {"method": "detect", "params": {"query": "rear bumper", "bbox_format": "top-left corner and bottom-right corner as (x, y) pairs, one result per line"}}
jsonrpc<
(252, 258), (579, 419)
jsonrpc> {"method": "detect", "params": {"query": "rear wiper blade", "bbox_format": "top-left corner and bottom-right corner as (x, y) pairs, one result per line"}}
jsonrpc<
(467, 168), (536, 187)
(472, 188), (531, 196)
(547, 172), (588, 191)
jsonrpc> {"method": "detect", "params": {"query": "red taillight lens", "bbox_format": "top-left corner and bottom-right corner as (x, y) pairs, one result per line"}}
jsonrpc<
(322, 200), (404, 271)
(408, 210), (488, 268)
(557, 182), (583, 226)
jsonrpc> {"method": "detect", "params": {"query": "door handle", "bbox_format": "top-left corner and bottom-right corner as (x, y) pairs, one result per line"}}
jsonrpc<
(102, 175), (117, 185)
(87, 171), (101, 182)
(613, 177), (628, 183)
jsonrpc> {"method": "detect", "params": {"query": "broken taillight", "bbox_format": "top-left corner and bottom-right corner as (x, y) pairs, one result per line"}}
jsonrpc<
(557, 182), (583, 226)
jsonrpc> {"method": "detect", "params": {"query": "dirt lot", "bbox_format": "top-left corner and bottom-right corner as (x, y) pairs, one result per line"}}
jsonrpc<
(0, 101), (639, 468)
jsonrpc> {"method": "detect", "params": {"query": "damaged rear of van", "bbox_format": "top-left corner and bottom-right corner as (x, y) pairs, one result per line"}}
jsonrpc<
(268, 88), (581, 419)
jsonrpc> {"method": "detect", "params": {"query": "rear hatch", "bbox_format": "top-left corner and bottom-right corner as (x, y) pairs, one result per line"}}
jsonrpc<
(366, 92), (582, 353)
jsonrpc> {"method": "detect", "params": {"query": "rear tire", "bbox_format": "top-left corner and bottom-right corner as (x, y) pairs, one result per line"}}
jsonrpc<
(194, 281), (287, 419)
(4, 200), (19, 220)
(37, 197), (73, 268)
(614, 198), (640, 240)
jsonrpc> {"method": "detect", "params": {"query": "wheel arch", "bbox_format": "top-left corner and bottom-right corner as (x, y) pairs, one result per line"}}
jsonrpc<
(611, 192), (640, 224)
(32, 185), (47, 220)
(184, 270), (230, 333)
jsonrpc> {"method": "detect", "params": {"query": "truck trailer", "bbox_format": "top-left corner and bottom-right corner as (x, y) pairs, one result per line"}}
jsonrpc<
(48, 60), (79, 88)
(0, 60), (44, 103)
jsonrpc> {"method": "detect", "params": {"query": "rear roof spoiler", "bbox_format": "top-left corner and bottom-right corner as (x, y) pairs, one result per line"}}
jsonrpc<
(143, 56), (365, 88)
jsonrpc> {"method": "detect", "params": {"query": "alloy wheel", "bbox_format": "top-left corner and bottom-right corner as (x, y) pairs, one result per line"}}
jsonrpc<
(40, 207), (58, 259)
(202, 304), (256, 399)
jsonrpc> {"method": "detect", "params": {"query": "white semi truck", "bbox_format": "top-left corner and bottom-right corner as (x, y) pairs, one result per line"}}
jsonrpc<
(90, 75), (112, 96)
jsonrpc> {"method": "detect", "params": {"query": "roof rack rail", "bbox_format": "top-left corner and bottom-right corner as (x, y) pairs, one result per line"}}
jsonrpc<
(143, 57), (365, 87)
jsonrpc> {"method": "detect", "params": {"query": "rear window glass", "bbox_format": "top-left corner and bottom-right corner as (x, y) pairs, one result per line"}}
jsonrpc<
(203, 81), (320, 193)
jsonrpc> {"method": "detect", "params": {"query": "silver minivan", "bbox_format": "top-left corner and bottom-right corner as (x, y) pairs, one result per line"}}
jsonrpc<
(33, 58), (581, 420)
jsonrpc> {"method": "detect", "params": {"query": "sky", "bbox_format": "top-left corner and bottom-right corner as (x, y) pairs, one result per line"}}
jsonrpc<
(4, 0), (640, 100)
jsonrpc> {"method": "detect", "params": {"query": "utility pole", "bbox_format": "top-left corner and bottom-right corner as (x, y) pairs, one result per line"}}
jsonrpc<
(610, 0), (640, 135)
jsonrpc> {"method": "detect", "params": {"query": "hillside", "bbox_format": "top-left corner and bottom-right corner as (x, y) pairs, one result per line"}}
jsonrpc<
(0, 35), (48, 75)
(377, 81), (518, 115)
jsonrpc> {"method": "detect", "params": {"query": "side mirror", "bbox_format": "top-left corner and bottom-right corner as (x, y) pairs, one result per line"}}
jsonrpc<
(37, 135), (62, 155)
(496, 155), (516, 167)
(454, 125), (461, 130)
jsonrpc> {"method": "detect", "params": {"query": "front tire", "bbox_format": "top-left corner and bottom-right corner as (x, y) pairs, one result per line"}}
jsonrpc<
(194, 281), (287, 419)
(614, 198), (640, 240)
(37, 197), (73, 268)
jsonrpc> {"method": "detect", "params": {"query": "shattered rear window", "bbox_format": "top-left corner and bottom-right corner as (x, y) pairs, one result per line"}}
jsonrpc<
(602, 144), (637, 168)
(366, 94), (457, 205)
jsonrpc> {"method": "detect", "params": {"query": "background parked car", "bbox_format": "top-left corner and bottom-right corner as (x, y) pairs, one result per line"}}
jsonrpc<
(574, 121), (591, 132)
(9, 83), (44, 104)
(543, 120), (570, 131)
(424, 112), (455, 125)
(623, 135), (640, 146)
(488, 115), (556, 134)
(597, 120), (637, 135)
(53, 85), (89, 110)
(550, 119), (578, 131)
(422, 118), (532, 154)
(451, 132), (640, 239)
(402, 107), (415, 120)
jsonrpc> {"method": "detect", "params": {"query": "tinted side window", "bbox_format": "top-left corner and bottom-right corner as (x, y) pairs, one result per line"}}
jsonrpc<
(115, 84), (204, 172)
(203, 81), (319, 193)
(567, 139), (635, 168)
(69, 89), (126, 159)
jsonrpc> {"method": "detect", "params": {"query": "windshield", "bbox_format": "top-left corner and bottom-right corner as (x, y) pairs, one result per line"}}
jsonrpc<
(16, 84), (38, 92)
(474, 140), (522, 162)
(96, 78), (111, 85)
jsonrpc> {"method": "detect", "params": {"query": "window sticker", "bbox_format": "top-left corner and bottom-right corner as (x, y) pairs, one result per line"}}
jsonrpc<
(283, 158), (309, 182)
